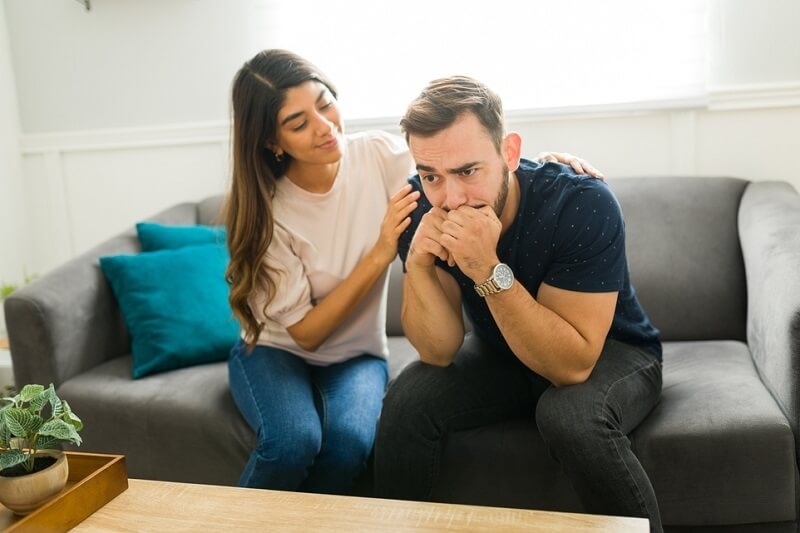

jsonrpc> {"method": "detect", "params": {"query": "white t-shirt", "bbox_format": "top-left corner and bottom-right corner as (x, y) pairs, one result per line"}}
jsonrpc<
(249, 130), (414, 365)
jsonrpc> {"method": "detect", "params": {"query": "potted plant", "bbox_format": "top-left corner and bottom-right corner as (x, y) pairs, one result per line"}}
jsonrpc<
(0, 383), (83, 514)
(0, 282), (16, 347)
(0, 282), (15, 300)
(1, 273), (36, 346)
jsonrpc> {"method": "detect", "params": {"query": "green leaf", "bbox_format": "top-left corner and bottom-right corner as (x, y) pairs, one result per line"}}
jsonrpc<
(29, 392), (48, 413)
(2, 409), (43, 438)
(61, 401), (83, 432)
(0, 450), (27, 471)
(35, 436), (61, 450)
(51, 394), (64, 419)
(42, 384), (59, 415)
(0, 283), (18, 300)
(0, 424), (9, 448)
(34, 385), (55, 412)
(18, 384), (44, 403)
(37, 419), (82, 446)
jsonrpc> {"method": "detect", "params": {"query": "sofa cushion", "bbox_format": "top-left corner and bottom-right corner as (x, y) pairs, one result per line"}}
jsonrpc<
(435, 340), (796, 527)
(57, 355), (253, 485)
(636, 340), (796, 526)
(59, 337), (419, 486)
(99, 244), (239, 378)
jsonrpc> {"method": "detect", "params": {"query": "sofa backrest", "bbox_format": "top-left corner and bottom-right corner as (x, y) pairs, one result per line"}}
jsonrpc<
(386, 258), (405, 336)
(611, 176), (748, 342)
(202, 176), (749, 343)
(198, 195), (225, 226)
(388, 176), (751, 342)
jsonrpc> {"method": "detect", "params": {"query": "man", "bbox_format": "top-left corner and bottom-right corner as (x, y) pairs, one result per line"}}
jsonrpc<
(373, 76), (663, 532)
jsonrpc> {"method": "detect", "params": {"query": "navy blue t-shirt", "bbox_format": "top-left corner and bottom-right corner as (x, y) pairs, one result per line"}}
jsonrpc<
(398, 159), (662, 362)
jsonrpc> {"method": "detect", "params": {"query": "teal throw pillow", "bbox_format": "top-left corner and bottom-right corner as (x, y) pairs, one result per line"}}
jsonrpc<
(99, 244), (239, 379)
(136, 222), (226, 252)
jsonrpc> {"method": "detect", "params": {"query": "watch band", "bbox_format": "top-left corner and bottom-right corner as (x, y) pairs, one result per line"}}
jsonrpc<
(474, 278), (503, 297)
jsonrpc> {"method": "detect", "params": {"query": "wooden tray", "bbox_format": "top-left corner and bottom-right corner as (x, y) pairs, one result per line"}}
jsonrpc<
(0, 452), (128, 532)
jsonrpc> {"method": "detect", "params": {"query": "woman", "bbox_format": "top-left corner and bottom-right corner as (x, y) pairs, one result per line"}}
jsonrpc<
(224, 49), (600, 493)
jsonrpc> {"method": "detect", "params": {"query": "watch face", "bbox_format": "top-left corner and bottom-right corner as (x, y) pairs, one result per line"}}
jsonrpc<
(494, 264), (514, 290)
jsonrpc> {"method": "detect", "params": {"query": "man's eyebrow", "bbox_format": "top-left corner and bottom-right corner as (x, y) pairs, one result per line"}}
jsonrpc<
(416, 162), (480, 174)
(448, 162), (479, 174)
(280, 89), (327, 126)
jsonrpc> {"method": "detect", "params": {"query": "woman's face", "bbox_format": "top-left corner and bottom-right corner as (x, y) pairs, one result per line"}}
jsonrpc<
(273, 80), (344, 166)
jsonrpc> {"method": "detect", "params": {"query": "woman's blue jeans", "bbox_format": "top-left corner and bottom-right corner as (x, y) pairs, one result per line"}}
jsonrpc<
(374, 335), (663, 533)
(228, 340), (387, 493)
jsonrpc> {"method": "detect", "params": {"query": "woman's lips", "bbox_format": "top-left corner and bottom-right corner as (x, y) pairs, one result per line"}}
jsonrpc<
(318, 137), (339, 150)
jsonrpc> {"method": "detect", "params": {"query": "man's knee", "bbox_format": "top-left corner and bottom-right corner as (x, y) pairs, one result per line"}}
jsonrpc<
(379, 360), (455, 440)
(385, 361), (448, 409)
(536, 383), (607, 449)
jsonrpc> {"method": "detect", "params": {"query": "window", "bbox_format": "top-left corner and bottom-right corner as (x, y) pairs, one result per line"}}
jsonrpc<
(258, 0), (707, 119)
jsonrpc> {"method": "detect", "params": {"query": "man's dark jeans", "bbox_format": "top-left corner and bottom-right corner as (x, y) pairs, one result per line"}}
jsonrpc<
(374, 335), (663, 533)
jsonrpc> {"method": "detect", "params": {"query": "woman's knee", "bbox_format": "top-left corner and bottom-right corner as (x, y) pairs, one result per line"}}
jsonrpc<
(254, 421), (322, 468)
(323, 425), (374, 468)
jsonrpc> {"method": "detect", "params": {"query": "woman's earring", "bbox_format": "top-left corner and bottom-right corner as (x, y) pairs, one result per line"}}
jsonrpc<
(274, 151), (283, 163)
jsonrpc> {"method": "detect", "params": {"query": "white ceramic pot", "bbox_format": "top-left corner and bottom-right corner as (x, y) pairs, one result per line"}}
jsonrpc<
(0, 450), (69, 515)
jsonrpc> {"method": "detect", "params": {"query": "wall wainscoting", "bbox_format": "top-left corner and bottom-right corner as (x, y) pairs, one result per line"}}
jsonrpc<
(15, 82), (800, 278)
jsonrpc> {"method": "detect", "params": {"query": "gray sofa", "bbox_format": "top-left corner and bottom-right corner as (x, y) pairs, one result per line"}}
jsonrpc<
(5, 177), (800, 532)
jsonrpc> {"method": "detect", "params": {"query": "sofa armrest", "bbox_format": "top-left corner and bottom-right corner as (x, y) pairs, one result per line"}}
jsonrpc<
(5, 202), (200, 388)
(739, 181), (800, 435)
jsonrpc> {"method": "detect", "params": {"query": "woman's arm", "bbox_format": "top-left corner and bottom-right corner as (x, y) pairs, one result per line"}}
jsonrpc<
(286, 185), (419, 352)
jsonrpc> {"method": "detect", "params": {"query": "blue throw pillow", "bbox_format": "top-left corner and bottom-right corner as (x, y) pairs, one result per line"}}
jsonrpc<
(99, 244), (239, 379)
(136, 222), (226, 252)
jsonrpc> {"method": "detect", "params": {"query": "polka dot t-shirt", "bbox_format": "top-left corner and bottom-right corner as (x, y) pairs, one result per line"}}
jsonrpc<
(398, 159), (662, 361)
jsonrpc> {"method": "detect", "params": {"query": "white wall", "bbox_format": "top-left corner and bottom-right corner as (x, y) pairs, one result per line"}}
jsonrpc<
(3, 0), (263, 280)
(5, 0), (261, 133)
(0, 1), (24, 288)
(708, 0), (800, 87)
(2, 0), (800, 281)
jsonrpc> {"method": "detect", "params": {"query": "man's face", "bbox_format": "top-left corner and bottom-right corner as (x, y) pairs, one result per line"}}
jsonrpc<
(409, 113), (510, 217)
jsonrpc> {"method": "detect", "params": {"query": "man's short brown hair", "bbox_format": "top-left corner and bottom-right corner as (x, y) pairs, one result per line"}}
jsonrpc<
(400, 75), (505, 153)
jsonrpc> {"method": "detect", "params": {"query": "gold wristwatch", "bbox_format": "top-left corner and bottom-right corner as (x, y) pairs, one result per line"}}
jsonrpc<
(474, 263), (514, 297)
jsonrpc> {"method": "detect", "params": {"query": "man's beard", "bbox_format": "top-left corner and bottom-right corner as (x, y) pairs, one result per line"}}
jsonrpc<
(442, 165), (510, 214)
(493, 165), (510, 217)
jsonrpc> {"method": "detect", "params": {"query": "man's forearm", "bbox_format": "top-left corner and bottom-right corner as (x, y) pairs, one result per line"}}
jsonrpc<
(486, 283), (608, 386)
(401, 266), (464, 366)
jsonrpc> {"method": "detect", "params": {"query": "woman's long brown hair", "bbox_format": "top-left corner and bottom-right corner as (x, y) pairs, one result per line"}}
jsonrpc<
(223, 49), (337, 350)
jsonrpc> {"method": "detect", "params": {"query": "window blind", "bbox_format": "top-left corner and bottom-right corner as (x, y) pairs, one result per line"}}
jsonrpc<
(257, 0), (707, 119)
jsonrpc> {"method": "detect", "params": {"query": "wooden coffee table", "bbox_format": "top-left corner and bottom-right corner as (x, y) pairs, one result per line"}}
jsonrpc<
(71, 479), (649, 532)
